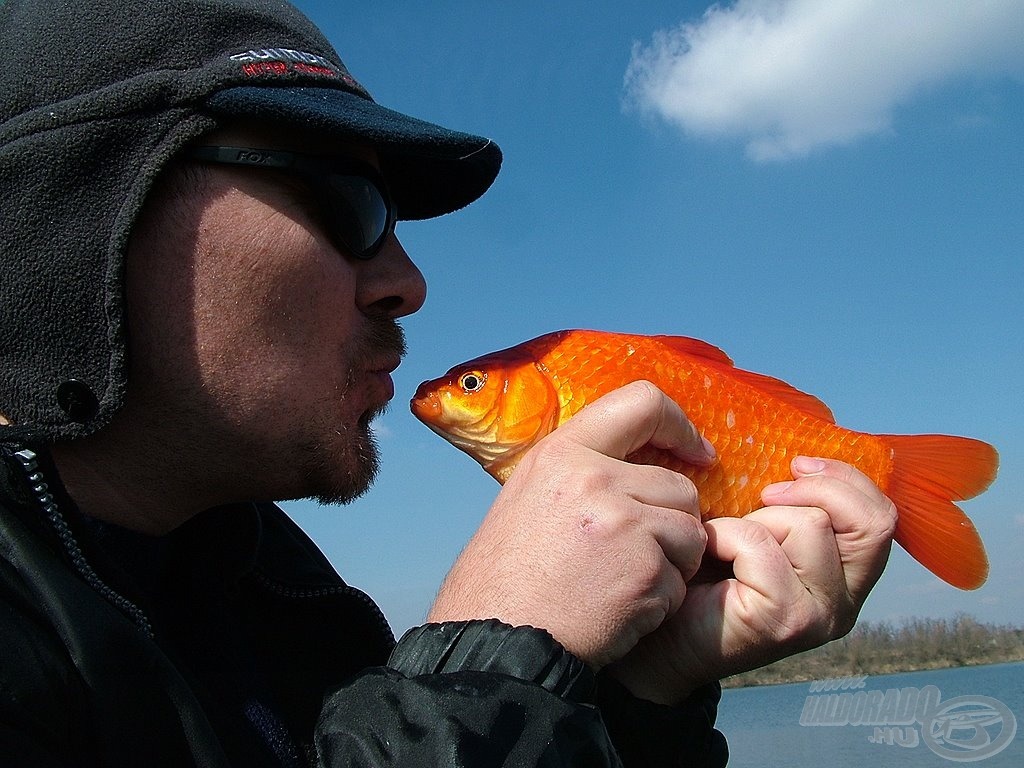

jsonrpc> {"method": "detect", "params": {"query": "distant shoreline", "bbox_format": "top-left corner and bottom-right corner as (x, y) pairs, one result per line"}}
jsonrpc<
(722, 615), (1024, 689)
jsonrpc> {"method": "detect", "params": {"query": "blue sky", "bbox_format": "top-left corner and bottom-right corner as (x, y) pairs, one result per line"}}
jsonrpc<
(284, 0), (1024, 635)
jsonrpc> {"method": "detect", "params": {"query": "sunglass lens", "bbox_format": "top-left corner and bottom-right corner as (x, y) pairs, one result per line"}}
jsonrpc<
(328, 175), (391, 258)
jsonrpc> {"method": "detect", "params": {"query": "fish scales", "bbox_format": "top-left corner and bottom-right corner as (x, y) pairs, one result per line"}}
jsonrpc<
(537, 333), (892, 519)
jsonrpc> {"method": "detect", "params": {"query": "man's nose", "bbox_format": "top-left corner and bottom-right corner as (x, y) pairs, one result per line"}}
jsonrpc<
(355, 234), (427, 318)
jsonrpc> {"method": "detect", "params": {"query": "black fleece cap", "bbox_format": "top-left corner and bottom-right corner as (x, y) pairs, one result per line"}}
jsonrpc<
(0, 0), (501, 441)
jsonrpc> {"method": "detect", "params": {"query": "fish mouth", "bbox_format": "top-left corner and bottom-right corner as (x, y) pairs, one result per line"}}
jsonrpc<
(410, 384), (441, 421)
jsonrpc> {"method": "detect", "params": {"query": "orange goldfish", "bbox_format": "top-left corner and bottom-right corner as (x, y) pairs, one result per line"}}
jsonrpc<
(411, 330), (998, 590)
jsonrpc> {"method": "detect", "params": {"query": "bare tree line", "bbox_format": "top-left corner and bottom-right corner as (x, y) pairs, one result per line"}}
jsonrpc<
(723, 613), (1024, 688)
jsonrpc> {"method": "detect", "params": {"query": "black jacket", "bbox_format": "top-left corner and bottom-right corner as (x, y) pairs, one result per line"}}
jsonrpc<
(0, 443), (727, 767)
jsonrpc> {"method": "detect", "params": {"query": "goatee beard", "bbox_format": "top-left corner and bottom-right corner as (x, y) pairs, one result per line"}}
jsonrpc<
(304, 318), (406, 506)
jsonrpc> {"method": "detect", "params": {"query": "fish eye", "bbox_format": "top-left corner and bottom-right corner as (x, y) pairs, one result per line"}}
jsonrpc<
(459, 371), (486, 393)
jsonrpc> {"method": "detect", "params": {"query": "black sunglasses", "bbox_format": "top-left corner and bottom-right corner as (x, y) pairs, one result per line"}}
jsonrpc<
(188, 145), (396, 260)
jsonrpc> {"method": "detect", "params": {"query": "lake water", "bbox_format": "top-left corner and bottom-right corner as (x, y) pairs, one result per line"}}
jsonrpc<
(717, 661), (1023, 767)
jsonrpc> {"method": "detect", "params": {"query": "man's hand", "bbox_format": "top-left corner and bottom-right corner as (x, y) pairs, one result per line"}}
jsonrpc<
(608, 457), (898, 704)
(428, 381), (715, 667)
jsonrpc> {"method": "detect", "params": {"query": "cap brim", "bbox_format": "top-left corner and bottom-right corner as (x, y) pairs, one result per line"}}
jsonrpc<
(204, 86), (502, 220)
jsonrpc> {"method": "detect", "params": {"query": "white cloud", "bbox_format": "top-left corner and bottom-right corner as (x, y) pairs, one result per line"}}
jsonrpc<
(624, 0), (1024, 161)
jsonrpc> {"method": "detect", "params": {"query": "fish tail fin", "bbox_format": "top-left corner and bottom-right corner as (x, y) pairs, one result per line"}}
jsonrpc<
(881, 434), (997, 590)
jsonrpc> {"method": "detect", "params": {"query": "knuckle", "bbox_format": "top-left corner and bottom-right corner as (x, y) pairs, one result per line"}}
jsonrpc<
(523, 434), (579, 481)
(774, 601), (834, 650)
(514, 438), (549, 475)
(854, 491), (897, 539)
(633, 569), (684, 630)
(801, 506), (833, 534)
(878, 497), (898, 534)
(692, 516), (709, 548)
(625, 378), (660, 401)
(677, 502), (708, 547)
(825, 458), (858, 479)
(667, 464), (698, 496)
(801, 473), (837, 495)
(638, 592), (675, 633)
(822, 459), (869, 489)
(739, 519), (777, 551)
(570, 484), (631, 538)
(647, 464), (701, 511)
(631, 552), (667, 595)
(624, 379), (669, 418)
(574, 462), (617, 499)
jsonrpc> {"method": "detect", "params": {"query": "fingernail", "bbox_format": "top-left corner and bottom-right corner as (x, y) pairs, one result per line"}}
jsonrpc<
(793, 456), (826, 475)
(701, 436), (717, 460)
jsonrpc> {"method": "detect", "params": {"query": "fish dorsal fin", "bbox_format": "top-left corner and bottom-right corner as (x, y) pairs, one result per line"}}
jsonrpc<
(653, 335), (734, 365)
(653, 334), (836, 423)
(725, 368), (836, 423)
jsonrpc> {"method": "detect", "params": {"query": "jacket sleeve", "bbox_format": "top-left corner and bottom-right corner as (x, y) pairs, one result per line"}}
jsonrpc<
(314, 619), (727, 768)
(593, 674), (729, 767)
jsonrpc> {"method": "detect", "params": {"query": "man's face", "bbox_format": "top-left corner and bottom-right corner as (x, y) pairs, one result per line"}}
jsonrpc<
(124, 127), (426, 506)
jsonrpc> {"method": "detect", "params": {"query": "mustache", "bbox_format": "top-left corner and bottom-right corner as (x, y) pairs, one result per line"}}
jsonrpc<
(356, 317), (407, 364)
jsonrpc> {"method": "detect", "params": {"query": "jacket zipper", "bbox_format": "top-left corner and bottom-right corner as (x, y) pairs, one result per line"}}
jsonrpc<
(7, 446), (392, 649)
(10, 447), (155, 638)
(252, 569), (395, 649)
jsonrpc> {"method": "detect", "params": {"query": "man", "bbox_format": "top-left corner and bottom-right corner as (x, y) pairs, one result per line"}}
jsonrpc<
(0, 0), (897, 765)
